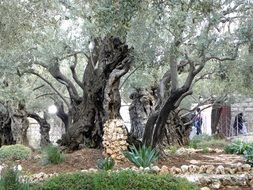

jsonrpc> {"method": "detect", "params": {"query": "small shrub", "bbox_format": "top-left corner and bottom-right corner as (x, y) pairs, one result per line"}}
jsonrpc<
(0, 144), (31, 161)
(123, 145), (159, 168)
(224, 140), (253, 154)
(0, 166), (30, 190)
(244, 149), (253, 166)
(42, 145), (64, 165)
(96, 157), (115, 171)
(32, 170), (199, 190)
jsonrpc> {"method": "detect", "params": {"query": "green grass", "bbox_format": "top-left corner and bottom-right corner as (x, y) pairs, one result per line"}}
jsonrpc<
(31, 170), (199, 190)
(189, 135), (229, 149)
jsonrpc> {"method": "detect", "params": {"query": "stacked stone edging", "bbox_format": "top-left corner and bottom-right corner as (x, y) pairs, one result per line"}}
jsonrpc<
(102, 119), (128, 162)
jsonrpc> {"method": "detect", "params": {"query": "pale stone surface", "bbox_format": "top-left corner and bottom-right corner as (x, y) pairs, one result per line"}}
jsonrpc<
(151, 166), (160, 173)
(199, 165), (206, 173)
(188, 165), (199, 174)
(200, 187), (210, 190)
(169, 166), (178, 174)
(160, 165), (169, 174)
(242, 164), (251, 172)
(215, 165), (225, 174)
(181, 165), (189, 173)
(210, 180), (221, 189)
(102, 119), (128, 162)
(206, 165), (215, 174)
(189, 160), (199, 164)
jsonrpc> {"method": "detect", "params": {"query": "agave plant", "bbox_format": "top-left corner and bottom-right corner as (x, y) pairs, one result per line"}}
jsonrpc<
(123, 145), (159, 168)
(96, 157), (115, 171)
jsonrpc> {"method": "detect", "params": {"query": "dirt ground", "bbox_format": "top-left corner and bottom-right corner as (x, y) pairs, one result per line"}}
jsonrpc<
(15, 148), (245, 175)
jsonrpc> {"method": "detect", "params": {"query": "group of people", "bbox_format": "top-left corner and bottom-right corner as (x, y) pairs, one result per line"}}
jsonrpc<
(192, 108), (247, 136)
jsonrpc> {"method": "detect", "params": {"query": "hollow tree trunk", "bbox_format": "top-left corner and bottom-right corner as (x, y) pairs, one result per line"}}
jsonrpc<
(60, 37), (133, 150)
(27, 112), (51, 147)
(0, 102), (30, 147)
(11, 104), (29, 146)
(128, 88), (191, 148)
(128, 88), (156, 141)
(0, 103), (14, 146)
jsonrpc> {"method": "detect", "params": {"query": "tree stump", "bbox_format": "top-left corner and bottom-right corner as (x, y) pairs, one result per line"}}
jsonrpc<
(102, 119), (128, 162)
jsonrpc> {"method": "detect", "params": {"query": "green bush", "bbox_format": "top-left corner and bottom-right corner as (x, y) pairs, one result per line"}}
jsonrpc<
(224, 140), (253, 154)
(244, 149), (253, 166)
(96, 157), (115, 171)
(0, 144), (31, 161)
(42, 145), (64, 165)
(32, 170), (199, 190)
(124, 145), (159, 168)
(0, 166), (30, 190)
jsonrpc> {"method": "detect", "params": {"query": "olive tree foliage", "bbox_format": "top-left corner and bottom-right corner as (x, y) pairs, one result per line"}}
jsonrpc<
(124, 0), (253, 147)
(0, 0), (252, 149)
(187, 19), (253, 104)
(1, 0), (144, 149)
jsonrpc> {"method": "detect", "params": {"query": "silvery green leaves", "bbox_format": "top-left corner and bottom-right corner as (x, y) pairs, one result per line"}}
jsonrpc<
(124, 145), (159, 168)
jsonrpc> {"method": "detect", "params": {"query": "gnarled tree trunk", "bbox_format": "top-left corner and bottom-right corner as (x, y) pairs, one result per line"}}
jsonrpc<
(0, 103), (14, 146)
(27, 112), (51, 147)
(0, 101), (29, 147)
(59, 37), (133, 150)
(128, 88), (156, 141)
(128, 89), (192, 148)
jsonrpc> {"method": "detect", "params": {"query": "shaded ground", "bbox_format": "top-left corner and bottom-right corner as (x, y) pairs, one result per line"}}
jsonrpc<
(14, 148), (245, 175)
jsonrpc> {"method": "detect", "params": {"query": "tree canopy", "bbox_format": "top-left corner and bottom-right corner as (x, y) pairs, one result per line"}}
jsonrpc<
(0, 0), (252, 148)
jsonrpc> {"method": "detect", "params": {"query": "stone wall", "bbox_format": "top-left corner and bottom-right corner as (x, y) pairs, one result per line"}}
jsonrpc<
(231, 97), (253, 133)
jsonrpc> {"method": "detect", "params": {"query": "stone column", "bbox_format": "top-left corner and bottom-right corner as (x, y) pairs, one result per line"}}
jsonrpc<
(102, 119), (128, 162)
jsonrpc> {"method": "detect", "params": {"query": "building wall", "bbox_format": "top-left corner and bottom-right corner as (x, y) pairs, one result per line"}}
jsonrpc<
(27, 117), (65, 149)
(231, 97), (253, 133)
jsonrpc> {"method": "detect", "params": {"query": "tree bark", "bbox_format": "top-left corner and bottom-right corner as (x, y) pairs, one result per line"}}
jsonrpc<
(0, 102), (30, 147)
(128, 88), (192, 148)
(27, 112), (51, 147)
(128, 88), (156, 141)
(11, 102), (29, 146)
(59, 37), (133, 150)
(0, 103), (14, 146)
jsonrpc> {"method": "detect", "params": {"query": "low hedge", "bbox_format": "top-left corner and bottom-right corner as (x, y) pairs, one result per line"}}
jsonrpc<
(0, 144), (31, 160)
(32, 170), (199, 190)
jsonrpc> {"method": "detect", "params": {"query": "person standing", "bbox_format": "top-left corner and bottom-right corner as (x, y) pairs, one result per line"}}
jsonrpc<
(233, 112), (246, 135)
(194, 108), (203, 135)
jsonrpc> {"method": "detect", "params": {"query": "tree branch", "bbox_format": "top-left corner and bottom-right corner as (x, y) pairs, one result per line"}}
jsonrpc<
(48, 61), (81, 103)
(21, 69), (70, 108)
(70, 54), (84, 89)
(119, 64), (142, 89)
(174, 90), (193, 108)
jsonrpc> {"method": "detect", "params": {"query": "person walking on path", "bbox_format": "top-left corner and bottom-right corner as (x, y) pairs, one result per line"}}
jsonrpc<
(194, 108), (203, 135)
